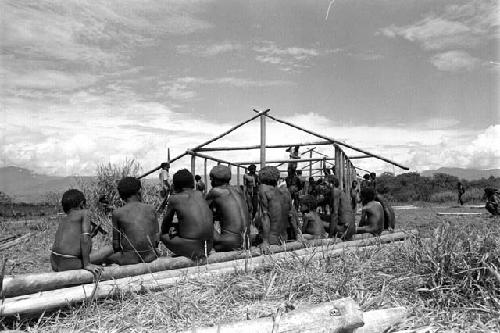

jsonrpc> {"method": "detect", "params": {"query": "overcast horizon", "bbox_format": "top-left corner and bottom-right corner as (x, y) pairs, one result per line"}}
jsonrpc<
(1, 0), (499, 177)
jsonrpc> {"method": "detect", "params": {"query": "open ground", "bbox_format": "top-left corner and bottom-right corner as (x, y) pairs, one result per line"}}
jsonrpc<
(1, 203), (499, 332)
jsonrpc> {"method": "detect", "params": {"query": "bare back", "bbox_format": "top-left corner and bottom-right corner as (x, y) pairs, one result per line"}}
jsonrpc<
(260, 184), (292, 244)
(162, 189), (213, 240)
(52, 210), (87, 257)
(113, 202), (159, 252)
(360, 201), (384, 235)
(206, 185), (249, 235)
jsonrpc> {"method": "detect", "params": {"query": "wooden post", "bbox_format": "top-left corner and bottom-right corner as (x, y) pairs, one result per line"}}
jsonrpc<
(204, 158), (208, 192)
(309, 150), (313, 177)
(191, 155), (196, 180)
(346, 159), (351, 195)
(334, 145), (341, 179)
(339, 151), (344, 191)
(260, 112), (266, 169)
(236, 167), (240, 186)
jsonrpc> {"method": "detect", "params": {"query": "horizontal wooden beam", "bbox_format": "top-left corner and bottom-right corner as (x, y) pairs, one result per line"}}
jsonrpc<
(194, 141), (332, 152)
(236, 157), (336, 165)
(186, 151), (242, 169)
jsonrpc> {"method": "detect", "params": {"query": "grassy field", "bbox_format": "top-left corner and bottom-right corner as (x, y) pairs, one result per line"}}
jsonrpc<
(1, 203), (499, 332)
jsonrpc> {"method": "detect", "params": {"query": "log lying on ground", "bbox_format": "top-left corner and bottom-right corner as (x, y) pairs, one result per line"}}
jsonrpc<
(188, 303), (407, 333)
(392, 205), (419, 210)
(1, 230), (418, 298)
(0, 234), (31, 251)
(0, 236), (416, 316)
(187, 298), (364, 333)
(436, 212), (483, 216)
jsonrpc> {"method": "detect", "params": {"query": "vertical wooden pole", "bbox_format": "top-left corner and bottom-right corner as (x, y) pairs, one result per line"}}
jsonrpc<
(260, 113), (266, 169)
(237, 167), (241, 186)
(334, 145), (341, 180)
(191, 155), (196, 181)
(309, 150), (313, 177)
(338, 150), (344, 191)
(204, 158), (208, 191)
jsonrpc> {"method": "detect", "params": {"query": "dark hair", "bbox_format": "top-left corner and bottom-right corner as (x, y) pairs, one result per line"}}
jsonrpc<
(296, 170), (302, 176)
(301, 195), (317, 209)
(352, 180), (358, 186)
(248, 164), (256, 172)
(308, 177), (314, 183)
(360, 187), (376, 204)
(259, 166), (280, 186)
(195, 175), (201, 181)
(117, 177), (141, 200)
(173, 169), (194, 191)
(62, 189), (86, 213)
(363, 173), (370, 180)
(209, 165), (231, 184)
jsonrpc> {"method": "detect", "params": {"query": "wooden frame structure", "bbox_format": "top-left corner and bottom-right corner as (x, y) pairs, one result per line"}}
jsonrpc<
(139, 109), (409, 192)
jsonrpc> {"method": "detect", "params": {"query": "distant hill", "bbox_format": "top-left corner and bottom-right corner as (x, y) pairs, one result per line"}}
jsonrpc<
(0, 166), (90, 203)
(421, 167), (500, 181)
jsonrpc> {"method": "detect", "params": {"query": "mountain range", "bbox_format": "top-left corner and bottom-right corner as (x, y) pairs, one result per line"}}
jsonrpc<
(1, 166), (499, 203)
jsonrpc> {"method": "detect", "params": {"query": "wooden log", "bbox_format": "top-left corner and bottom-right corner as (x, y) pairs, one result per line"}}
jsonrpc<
(237, 157), (336, 165)
(186, 150), (240, 168)
(309, 150), (313, 177)
(436, 212), (483, 216)
(187, 298), (364, 333)
(138, 151), (187, 179)
(0, 234), (31, 251)
(260, 110), (266, 168)
(354, 307), (407, 333)
(0, 238), (414, 316)
(1, 230), (417, 300)
(253, 110), (409, 170)
(195, 141), (332, 152)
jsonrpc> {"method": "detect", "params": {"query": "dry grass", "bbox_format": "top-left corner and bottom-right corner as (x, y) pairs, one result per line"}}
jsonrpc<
(1, 206), (499, 332)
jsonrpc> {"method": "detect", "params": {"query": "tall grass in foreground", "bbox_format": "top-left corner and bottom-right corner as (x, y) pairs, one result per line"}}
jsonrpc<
(3, 219), (499, 332)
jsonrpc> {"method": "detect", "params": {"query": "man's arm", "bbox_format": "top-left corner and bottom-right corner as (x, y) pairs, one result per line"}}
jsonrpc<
(111, 211), (121, 253)
(81, 210), (102, 274)
(161, 201), (176, 235)
(329, 189), (339, 238)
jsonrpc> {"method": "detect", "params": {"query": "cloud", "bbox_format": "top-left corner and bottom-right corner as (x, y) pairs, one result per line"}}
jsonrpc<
(253, 41), (320, 71)
(378, 0), (497, 50)
(176, 42), (244, 57)
(1, 69), (98, 91)
(430, 50), (480, 72)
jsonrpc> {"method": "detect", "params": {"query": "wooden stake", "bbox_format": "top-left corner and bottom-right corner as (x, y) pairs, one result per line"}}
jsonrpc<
(204, 158), (208, 192)
(191, 154), (196, 180)
(309, 150), (313, 177)
(260, 110), (266, 169)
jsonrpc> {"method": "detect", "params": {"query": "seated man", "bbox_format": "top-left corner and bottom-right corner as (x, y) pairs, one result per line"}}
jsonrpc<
(206, 165), (250, 251)
(328, 176), (355, 241)
(375, 194), (396, 230)
(161, 169), (213, 259)
(51, 189), (109, 273)
(106, 177), (160, 265)
(357, 187), (384, 236)
(484, 188), (500, 216)
(257, 166), (301, 253)
(300, 195), (327, 240)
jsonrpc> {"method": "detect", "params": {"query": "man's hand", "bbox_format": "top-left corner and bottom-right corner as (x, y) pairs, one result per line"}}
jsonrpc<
(84, 263), (103, 277)
(260, 240), (270, 255)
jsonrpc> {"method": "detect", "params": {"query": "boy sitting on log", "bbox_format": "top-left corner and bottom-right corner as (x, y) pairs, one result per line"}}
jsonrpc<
(106, 177), (160, 265)
(328, 176), (355, 241)
(205, 165), (250, 251)
(257, 166), (301, 253)
(357, 187), (384, 236)
(300, 195), (327, 240)
(51, 189), (107, 274)
(161, 169), (213, 259)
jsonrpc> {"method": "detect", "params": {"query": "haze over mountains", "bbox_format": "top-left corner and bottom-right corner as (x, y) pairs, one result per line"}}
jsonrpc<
(1, 166), (499, 203)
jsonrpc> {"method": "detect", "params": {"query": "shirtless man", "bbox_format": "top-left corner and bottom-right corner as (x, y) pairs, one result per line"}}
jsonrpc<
(300, 195), (327, 240)
(484, 188), (500, 216)
(205, 165), (249, 251)
(357, 187), (384, 236)
(106, 177), (159, 265)
(328, 176), (355, 241)
(195, 175), (206, 195)
(375, 194), (396, 230)
(258, 166), (301, 253)
(350, 180), (359, 212)
(161, 169), (213, 259)
(51, 189), (108, 273)
(243, 164), (259, 219)
(286, 146), (300, 178)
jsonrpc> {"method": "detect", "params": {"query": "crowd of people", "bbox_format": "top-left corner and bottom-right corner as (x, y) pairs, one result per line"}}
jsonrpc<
(50, 149), (399, 275)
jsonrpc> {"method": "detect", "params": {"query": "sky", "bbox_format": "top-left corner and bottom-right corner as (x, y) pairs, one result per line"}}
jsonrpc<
(1, 0), (499, 178)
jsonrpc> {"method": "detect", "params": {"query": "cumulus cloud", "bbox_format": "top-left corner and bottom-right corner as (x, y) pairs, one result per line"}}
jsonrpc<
(430, 50), (480, 72)
(253, 41), (320, 72)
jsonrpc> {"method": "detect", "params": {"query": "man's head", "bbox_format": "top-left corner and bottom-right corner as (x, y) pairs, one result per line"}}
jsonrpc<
(61, 189), (86, 213)
(363, 173), (371, 180)
(259, 166), (280, 186)
(352, 180), (358, 187)
(296, 170), (302, 176)
(328, 175), (340, 188)
(370, 172), (376, 180)
(360, 187), (376, 205)
(308, 176), (314, 183)
(248, 164), (256, 173)
(173, 169), (194, 192)
(117, 177), (142, 200)
(195, 175), (201, 181)
(300, 194), (317, 213)
(210, 165), (231, 187)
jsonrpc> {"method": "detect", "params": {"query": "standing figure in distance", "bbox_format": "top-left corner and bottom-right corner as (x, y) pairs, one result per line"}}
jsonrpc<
(457, 181), (465, 206)
(195, 175), (206, 196)
(243, 164), (259, 220)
